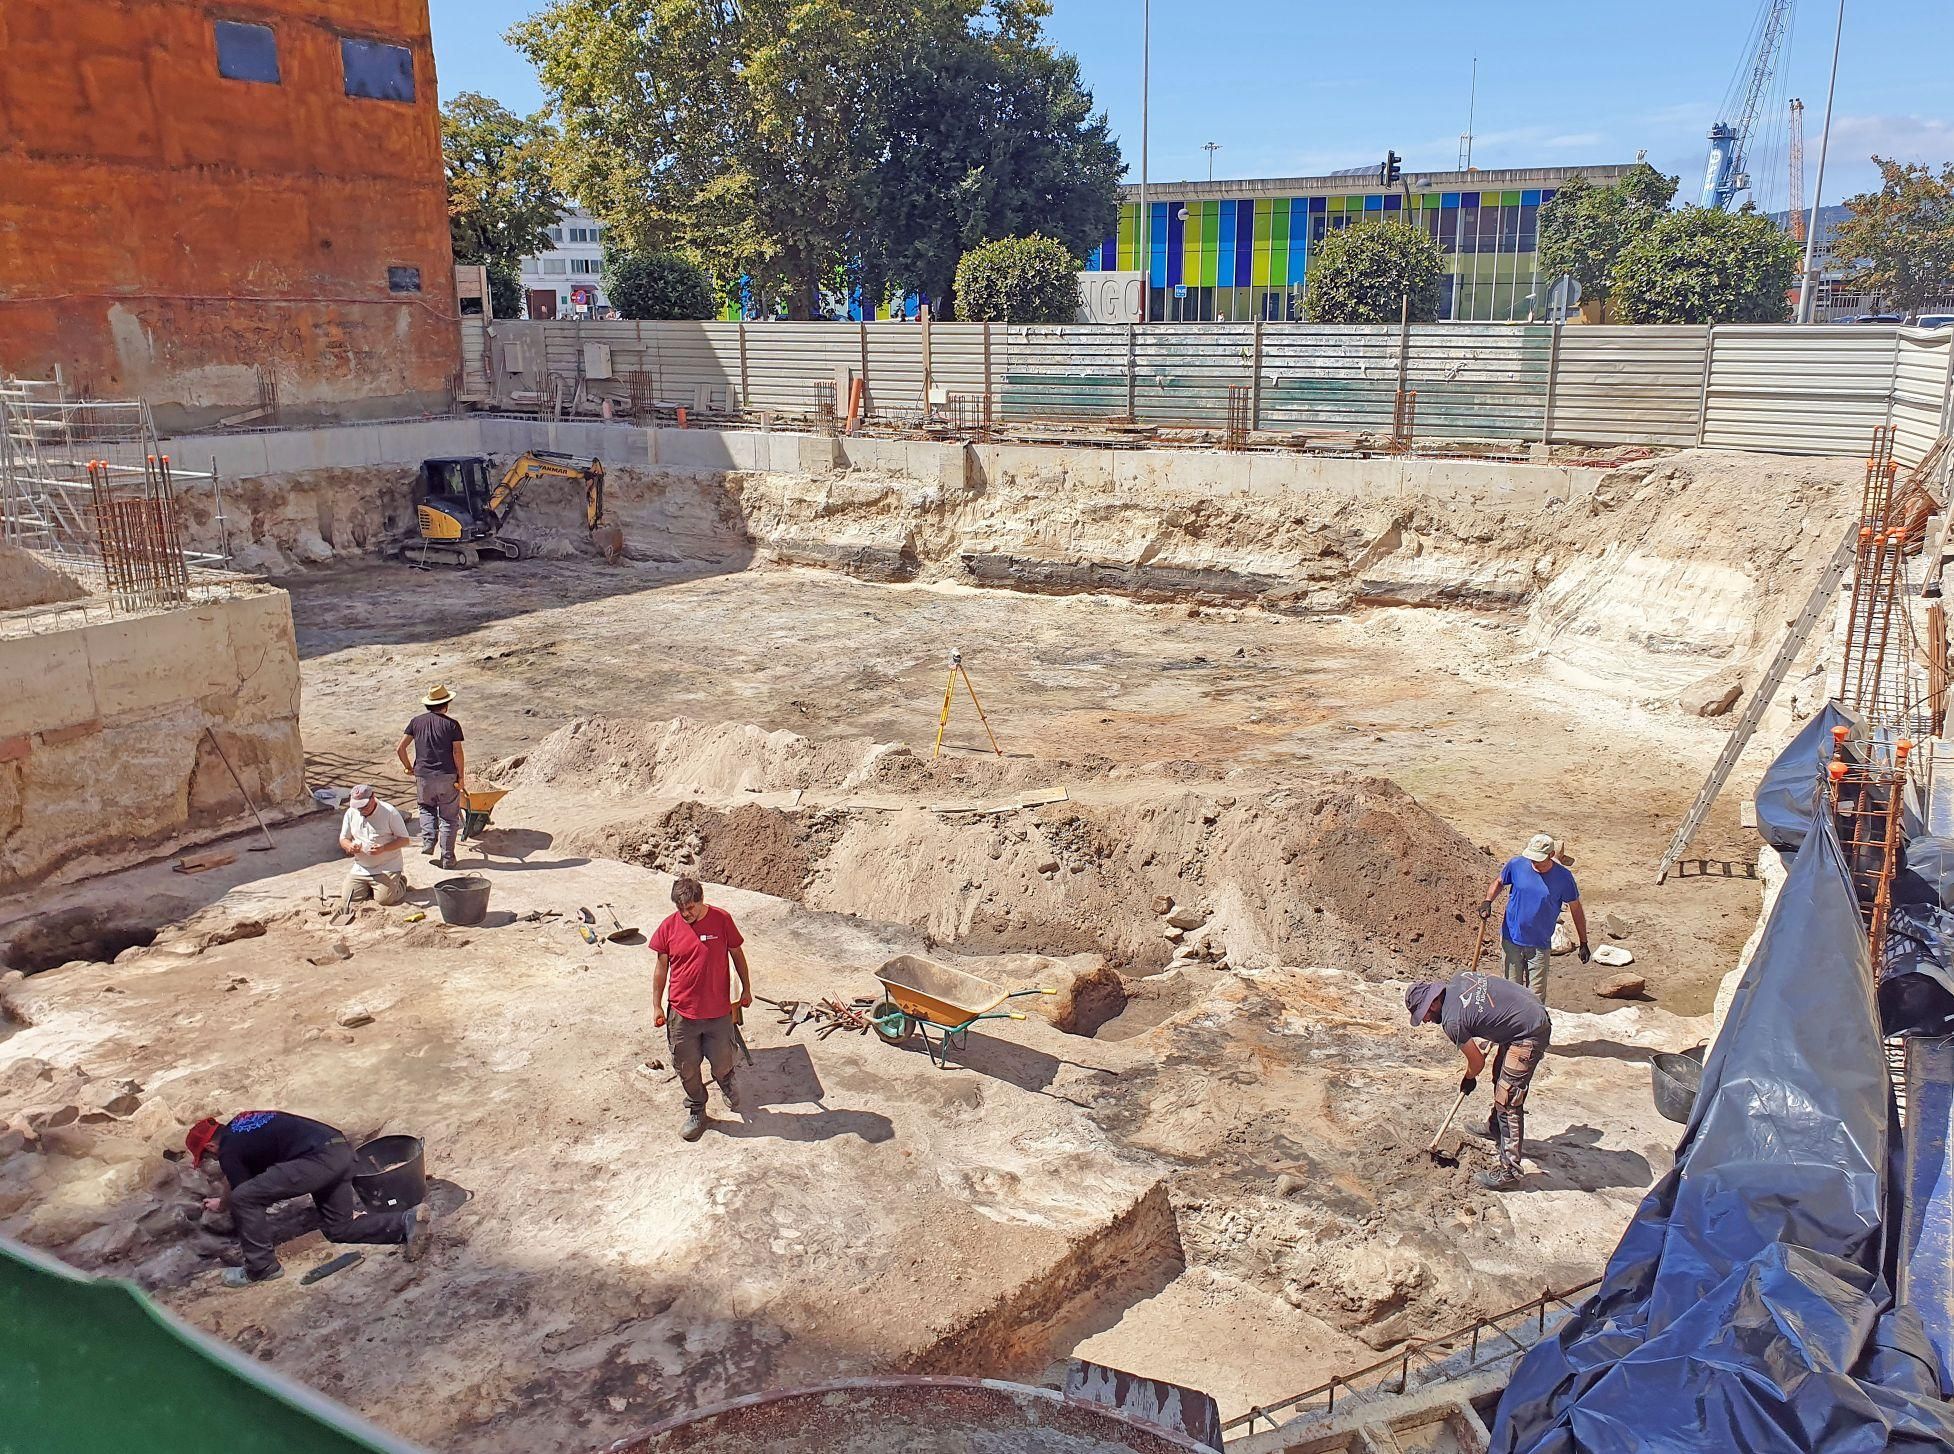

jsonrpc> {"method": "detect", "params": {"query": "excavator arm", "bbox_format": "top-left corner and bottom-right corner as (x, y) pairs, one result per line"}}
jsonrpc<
(486, 452), (607, 529)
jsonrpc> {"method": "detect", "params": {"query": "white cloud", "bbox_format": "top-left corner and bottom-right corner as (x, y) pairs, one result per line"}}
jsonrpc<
(1824, 113), (1954, 164)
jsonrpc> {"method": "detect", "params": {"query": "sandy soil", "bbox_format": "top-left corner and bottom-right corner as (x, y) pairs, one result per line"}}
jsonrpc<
(0, 441), (1859, 1450)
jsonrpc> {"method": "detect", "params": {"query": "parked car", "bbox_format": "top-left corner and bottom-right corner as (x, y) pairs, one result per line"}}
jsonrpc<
(1915, 314), (1954, 330)
(1852, 313), (1904, 323)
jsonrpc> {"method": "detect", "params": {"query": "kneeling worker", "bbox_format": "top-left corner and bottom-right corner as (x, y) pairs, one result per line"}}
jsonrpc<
(1406, 971), (1552, 1190)
(335, 784), (412, 925)
(185, 1111), (431, 1287)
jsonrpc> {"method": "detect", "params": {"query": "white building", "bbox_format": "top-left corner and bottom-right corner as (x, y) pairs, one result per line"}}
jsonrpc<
(518, 205), (610, 319)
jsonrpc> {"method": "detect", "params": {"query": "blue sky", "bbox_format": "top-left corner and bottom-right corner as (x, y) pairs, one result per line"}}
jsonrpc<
(428, 0), (1953, 212)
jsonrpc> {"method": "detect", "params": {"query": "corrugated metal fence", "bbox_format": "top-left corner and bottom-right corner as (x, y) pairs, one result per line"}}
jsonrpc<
(480, 319), (1954, 462)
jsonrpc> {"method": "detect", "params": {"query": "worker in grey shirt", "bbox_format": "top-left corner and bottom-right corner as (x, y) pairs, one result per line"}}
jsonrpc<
(396, 684), (466, 870)
(1407, 971), (1552, 1190)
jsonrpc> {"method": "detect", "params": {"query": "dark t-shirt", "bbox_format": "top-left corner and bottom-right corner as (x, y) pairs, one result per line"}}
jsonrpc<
(217, 1111), (343, 1186)
(650, 906), (745, 1020)
(1440, 971), (1551, 1048)
(404, 710), (464, 775)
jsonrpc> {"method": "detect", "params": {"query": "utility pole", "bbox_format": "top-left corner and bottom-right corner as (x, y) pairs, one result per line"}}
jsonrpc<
(1139, 0), (1151, 322)
(1203, 142), (1220, 183)
(1798, 0), (1844, 323)
(1458, 57), (1477, 171)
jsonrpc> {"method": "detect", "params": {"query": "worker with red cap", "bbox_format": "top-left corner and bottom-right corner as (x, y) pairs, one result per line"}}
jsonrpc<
(184, 1111), (431, 1286)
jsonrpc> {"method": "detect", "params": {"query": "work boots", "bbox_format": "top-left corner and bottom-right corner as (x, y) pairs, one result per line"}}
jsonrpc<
(680, 1111), (707, 1142)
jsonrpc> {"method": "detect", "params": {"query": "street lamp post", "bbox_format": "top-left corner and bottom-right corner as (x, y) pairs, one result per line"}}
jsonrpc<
(1139, 0), (1150, 322)
(1798, 0), (1845, 324)
(1203, 142), (1220, 183)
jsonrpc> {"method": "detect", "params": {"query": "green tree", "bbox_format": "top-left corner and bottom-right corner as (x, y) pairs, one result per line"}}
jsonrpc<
(1611, 207), (1800, 324)
(511, 0), (1120, 321)
(953, 235), (1081, 322)
(486, 258), (522, 320)
(606, 250), (719, 320)
(860, 13), (1121, 317)
(441, 92), (565, 287)
(1300, 220), (1444, 325)
(1536, 162), (1679, 312)
(1831, 158), (1954, 318)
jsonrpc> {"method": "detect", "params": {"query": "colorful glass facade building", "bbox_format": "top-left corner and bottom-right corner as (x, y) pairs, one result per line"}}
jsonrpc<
(1085, 164), (1632, 323)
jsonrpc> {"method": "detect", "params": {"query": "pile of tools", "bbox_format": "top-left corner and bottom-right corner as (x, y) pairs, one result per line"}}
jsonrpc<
(759, 995), (876, 1041)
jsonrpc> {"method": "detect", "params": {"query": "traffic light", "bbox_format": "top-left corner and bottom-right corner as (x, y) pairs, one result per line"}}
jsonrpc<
(1380, 151), (1402, 188)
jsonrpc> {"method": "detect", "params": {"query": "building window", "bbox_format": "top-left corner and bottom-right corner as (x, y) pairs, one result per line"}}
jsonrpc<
(547, 227), (563, 243)
(215, 21), (280, 84)
(540, 258), (567, 275)
(341, 37), (415, 102)
(571, 259), (599, 274)
(387, 265), (422, 293)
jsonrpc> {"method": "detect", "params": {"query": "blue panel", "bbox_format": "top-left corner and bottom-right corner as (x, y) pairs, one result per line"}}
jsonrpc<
(1309, 195), (1328, 213)
(341, 37), (415, 101)
(1166, 203), (1185, 287)
(1288, 199), (1309, 283)
(1217, 202), (1236, 286)
(1085, 244), (1101, 270)
(1363, 194), (1383, 211)
(1150, 202), (1169, 287)
(1460, 190), (1480, 207)
(1441, 192), (1460, 208)
(1540, 188), (1557, 203)
(1383, 193), (1402, 211)
(1522, 189), (1541, 206)
(214, 20), (280, 84)
(1105, 228), (1118, 262)
(1236, 200), (1255, 284)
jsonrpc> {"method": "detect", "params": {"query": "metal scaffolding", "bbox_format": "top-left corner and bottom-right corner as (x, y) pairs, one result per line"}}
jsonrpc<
(1, 376), (227, 612)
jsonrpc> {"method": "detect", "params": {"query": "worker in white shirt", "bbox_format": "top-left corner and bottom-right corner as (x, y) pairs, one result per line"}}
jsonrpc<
(334, 784), (413, 925)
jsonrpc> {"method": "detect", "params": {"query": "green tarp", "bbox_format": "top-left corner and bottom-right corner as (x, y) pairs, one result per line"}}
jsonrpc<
(0, 1235), (422, 1454)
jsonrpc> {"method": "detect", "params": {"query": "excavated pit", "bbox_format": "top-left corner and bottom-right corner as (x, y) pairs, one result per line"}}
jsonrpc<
(0, 908), (161, 976)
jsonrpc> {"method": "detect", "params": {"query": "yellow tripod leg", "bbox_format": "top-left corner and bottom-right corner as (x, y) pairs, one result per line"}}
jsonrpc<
(932, 666), (958, 758)
(959, 665), (1004, 757)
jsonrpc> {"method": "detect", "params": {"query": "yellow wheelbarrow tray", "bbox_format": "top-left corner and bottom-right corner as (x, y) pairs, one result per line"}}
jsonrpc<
(869, 954), (1055, 1069)
(458, 786), (508, 840)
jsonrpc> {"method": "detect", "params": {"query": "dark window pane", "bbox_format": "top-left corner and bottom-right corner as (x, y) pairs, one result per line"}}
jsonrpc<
(215, 21), (280, 84)
(342, 37), (415, 102)
(387, 266), (422, 293)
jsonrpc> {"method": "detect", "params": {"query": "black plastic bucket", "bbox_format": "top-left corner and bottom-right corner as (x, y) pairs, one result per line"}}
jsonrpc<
(352, 1134), (427, 1211)
(434, 875), (491, 927)
(1651, 1052), (1703, 1125)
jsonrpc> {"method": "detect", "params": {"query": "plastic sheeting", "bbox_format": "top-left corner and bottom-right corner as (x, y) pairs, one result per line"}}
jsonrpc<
(1881, 903), (1954, 1037)
(1897, 836), (1954, 910)
(1755, 702), (1862, 851)
(1490, 815), (1954, 1454)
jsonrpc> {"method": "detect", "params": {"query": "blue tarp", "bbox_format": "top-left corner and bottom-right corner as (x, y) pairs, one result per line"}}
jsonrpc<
(1490, 813), (1954, 1454)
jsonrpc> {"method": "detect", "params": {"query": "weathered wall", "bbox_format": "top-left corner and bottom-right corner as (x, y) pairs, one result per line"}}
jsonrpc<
(0, 588), (307, 894)
(0, 0), (457, 430)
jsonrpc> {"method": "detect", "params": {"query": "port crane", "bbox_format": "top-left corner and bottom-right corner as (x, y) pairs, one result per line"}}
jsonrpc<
(1699, 0), (1795, 210)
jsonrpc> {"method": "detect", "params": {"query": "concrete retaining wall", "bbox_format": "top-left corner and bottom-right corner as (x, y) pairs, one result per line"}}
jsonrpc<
(0, 588), (306, 895)
(162, 418), (1605, 511)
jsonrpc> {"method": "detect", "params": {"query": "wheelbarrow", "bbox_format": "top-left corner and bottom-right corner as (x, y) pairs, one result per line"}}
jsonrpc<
(459, 786), (508, 840)
(869, 954), (1054, 1069)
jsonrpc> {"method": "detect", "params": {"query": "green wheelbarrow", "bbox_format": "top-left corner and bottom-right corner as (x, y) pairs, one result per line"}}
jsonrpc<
(869, 954), (1055, 1069)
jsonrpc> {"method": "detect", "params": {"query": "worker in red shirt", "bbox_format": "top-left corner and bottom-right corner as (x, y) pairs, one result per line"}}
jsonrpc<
(650, 876), (754, 1141)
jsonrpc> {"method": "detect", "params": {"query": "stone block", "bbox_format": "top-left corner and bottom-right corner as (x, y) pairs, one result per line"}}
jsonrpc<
(37, 718), (102, 748)
(84, 607), (232, 717)
(0, 632), (94, 738)
(0, 735), (31, 763)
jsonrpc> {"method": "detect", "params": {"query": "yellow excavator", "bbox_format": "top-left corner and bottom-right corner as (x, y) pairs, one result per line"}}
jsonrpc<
(400, 451), (615, 567)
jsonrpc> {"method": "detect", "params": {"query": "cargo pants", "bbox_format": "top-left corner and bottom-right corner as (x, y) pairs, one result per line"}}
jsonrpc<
(227, 1139), (409, 1278)
(1486, 1034), (1548, 1179)
(415, 770), (462, 860)
(666, 1012), (739, 1115)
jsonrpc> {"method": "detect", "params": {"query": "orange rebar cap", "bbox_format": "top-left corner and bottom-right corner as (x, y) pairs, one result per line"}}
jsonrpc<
(1828, 761), (1850, 781)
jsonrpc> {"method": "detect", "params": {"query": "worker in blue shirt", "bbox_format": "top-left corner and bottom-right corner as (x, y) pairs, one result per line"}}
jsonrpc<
(1478, 832), (1588, 1002)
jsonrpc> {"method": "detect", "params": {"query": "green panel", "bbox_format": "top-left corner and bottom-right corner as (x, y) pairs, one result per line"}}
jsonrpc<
(0, 1238), (417, 1453)
(1202, 202), (1220, 287)
(1251, 200), (1272, 285)
(1270, 202), (1290, 291)
(1181, 200), (1201, 287)
(1117, 204), (1136, 271)
(1501, 190), (1522, 206)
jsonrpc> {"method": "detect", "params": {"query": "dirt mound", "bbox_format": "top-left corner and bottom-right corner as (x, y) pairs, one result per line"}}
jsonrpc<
(0, 545), (85, 613)
(623, 802), (843, 901)
(507, 717), (895, 797)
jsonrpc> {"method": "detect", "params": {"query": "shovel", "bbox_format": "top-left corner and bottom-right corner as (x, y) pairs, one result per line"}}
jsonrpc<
(1427, 912), (1493, 1164)
(599, 903), (640, 943)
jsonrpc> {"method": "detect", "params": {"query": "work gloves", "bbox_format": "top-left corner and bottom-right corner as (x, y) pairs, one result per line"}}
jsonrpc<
(1460, 1075), (1478, 1096)
(1477, 900), (1493, 921)
(1577, 944), (1591, 963)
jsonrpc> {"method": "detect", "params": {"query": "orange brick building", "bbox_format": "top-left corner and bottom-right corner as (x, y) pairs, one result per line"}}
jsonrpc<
(0, 0), (458, 429)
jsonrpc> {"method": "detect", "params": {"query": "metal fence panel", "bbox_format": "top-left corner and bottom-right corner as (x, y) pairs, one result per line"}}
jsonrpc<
(1550, 326), (1708, 447)
(999, 325), (1130, 423)
(1257, 325), (1398, 432)
(1405, 324), (1552, 440)
(1893, 328), (1952, 466)
(737, 322), (864, 415)
(930, 323), (993, 416)
(1132, 324), (1255, 427)
(1704, 325), (1899, 454)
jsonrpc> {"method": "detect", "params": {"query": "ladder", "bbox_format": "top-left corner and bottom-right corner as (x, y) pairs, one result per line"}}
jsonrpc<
(1655, 527), (1859, 884)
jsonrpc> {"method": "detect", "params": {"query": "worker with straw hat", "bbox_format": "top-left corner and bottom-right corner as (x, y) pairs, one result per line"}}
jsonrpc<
(397, 684), (466, 871)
